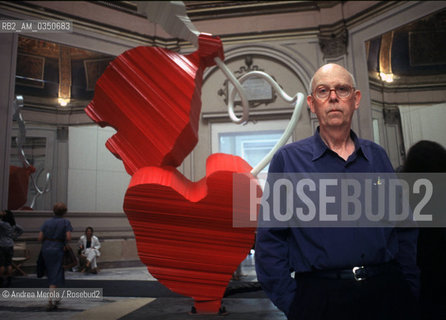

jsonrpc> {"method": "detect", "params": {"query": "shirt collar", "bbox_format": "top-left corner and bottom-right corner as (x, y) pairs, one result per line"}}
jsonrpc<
(311, 127), (370, 162)
(351, 130), (371, 162)
(312, 127), (328, 161)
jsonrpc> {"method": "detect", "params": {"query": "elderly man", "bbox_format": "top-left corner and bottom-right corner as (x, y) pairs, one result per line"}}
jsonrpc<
(255, 64), (419, 320)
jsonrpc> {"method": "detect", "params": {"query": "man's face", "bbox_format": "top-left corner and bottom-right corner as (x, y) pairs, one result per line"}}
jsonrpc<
(307, 65), (361, 129)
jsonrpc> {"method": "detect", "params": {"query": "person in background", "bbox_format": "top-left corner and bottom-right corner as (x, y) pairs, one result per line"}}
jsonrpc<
(38, 202), (72, 311)
(78, 226), (101, 274)
(402, 140), (446, 320)
(255, 63), (419, 320)
(0, 210), (24, 287)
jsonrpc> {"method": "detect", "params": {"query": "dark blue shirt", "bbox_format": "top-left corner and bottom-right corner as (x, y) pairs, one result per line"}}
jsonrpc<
(255, 128), (419, 315)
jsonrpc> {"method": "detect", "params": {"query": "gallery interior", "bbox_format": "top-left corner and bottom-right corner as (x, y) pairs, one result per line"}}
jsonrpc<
(1, 0), (445, 275)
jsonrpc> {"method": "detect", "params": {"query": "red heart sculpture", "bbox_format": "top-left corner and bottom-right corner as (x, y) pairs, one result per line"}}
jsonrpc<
(124, 153), (258, 313)
(85, 34), (224, 175)
(86, 34), (260, 313)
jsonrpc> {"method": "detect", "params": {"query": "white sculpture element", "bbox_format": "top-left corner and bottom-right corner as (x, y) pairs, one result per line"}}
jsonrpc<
(213, 57), (251, 124)
(137, 1), (200, 47)
(12, 96), (51, 208)
(137, 1), (305, 175)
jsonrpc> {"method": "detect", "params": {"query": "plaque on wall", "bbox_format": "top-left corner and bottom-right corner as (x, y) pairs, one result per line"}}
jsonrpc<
(218, 55), (278, 108)
(229, 77), (273, 102)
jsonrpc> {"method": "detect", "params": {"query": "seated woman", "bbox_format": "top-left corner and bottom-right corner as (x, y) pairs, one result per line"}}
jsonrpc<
(78, 226), (101, 274)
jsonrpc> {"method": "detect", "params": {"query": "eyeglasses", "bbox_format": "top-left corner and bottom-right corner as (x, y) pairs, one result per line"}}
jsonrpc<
(312, 85), (355, 100)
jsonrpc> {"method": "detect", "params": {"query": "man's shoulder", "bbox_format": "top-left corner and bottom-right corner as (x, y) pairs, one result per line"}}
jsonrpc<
(357, 138), (393, 167)
(357, 138), (388, 154)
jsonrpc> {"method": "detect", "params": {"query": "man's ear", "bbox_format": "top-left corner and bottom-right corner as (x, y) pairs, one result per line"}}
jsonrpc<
(354, 90), (361, 110)
(307, 95), (315, 113)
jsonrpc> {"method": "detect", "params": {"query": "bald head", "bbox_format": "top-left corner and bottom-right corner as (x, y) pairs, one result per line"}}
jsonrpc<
(309, 64), (356, 93)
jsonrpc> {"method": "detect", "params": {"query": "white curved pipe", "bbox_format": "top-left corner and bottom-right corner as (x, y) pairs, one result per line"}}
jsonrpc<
(218, 69), (305, 176)
(13, 96), (52, 208)
(29, 170), (51, 209)
(250, 92), (304, 176)
(214, 57), (250, 124)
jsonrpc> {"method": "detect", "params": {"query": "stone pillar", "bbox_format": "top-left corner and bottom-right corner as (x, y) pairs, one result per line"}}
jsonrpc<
(0, 33), (18, 209)
(318, 24), (348, 61)
(318, 23), (365, 136)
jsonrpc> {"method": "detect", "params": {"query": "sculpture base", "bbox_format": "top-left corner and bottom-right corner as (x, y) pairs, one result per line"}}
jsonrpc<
(189, 304), (228, 315)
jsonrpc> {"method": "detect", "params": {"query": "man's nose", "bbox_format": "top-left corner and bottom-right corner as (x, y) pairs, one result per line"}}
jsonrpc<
(328, 89), (338, 101)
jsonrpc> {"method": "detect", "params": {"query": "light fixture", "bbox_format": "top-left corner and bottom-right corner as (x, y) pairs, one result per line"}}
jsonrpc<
(58, 97), (69, 107)
(378, 31), (394, 84)
(379, 72), (394, 83)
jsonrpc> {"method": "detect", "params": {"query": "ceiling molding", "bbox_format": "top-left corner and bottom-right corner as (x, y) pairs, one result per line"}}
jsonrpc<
(184, 1), (323, 21)
(0, 1), (403, 50)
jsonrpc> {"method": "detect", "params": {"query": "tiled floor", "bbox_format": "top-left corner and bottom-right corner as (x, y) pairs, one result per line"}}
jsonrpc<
(0, 253), (287, 320)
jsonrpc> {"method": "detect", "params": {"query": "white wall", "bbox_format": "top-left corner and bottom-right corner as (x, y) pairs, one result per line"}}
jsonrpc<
(68, 126), (131, 212)
(399, 103), (446, 152)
